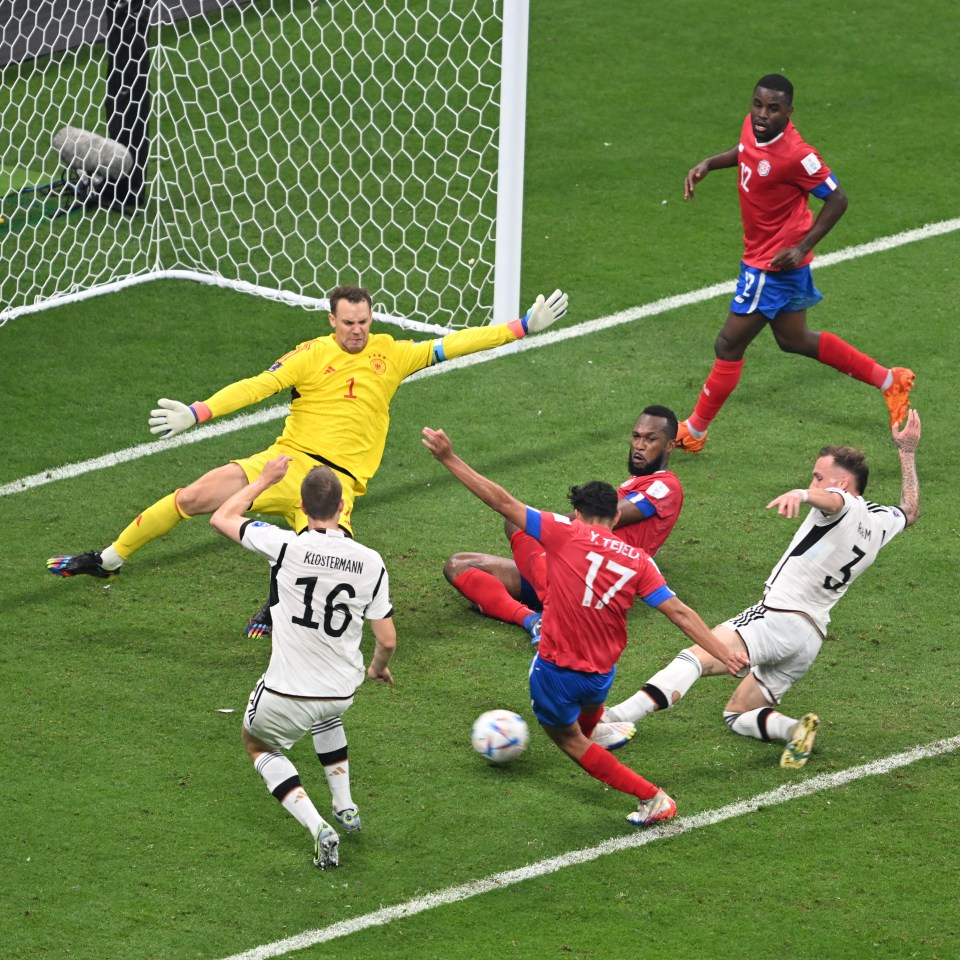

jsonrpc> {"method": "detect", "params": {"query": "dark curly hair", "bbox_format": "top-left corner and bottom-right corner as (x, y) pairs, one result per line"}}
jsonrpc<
(568, 480), (619, 520)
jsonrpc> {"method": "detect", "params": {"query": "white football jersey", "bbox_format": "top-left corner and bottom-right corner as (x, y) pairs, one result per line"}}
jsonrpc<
(762, 489), (906, 632)
(241, 521), (393, 697)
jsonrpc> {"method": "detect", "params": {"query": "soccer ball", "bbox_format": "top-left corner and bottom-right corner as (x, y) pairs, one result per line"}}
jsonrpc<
(471, 709), (529, 765)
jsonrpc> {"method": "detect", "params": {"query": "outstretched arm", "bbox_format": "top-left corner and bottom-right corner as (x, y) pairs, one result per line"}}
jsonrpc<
(148, 398), (214, 439)
(422, 427), (528, 531)
(656, 596), (748, 675)
(430, 290), (569, 370)
(766, 486), (845, 519)
(210, 455), (292, 543)
(892, 408), (921, 526)
(148, 363), (295, 439)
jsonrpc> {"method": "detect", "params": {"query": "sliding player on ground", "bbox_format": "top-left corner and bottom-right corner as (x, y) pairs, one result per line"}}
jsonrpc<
(48, 284), (568, 638)
(604, 411), (921, 769)
(443, 405), (683, 641)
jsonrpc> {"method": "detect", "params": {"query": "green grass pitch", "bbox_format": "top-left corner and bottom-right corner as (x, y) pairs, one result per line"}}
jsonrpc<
(2, 1), (960, 958)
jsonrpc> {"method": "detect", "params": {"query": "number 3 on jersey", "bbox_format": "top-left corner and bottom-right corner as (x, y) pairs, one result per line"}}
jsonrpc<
(582, 552), (636, 609)
(823, 546), (865, 591)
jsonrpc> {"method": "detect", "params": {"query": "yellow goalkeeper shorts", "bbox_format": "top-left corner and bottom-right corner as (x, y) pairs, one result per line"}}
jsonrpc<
(233, 443), (357, 535)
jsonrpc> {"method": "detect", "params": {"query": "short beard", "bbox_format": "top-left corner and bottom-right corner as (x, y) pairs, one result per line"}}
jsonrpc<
(627, 452), (664, 477)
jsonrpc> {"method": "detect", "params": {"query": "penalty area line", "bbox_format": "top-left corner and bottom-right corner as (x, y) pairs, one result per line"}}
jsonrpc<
(3, 216), (958, 502)
(218, 734), (960, 960)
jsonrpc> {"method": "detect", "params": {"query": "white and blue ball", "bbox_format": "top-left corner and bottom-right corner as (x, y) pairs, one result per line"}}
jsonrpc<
(471, 709), (529, 765)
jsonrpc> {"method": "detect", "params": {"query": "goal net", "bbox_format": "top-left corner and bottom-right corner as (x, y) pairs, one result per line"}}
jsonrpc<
(0, 0), (527, 333)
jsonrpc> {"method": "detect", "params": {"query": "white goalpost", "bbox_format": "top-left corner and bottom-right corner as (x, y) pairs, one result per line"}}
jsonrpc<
(0, 0), (528, 334)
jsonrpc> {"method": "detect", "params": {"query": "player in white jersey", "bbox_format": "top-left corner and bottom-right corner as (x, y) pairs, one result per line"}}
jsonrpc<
(210, 456), (396, 869)
(602, 410), (921, 769)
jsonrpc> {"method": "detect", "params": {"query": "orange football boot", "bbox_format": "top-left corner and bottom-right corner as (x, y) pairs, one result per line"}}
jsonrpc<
(882, 367), (915, 427)
(675, 421), (708, 453)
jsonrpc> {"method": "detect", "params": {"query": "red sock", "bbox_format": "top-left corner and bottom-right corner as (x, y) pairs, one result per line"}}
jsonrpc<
(577, 743), (659, 800)
(450, 569), (532, 627)
(817, 331), (888, 387)
(688, 358), (744, 432)
(578, 707), (603, 739)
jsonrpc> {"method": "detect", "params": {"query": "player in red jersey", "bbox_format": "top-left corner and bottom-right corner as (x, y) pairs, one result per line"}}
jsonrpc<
(674, 74), (914, 454)
(441, 406), (683, 642)
(421, 426), (746, 827)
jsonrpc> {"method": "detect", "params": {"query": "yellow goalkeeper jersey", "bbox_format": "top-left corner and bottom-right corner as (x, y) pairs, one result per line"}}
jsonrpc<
(201, 323), (522, 494)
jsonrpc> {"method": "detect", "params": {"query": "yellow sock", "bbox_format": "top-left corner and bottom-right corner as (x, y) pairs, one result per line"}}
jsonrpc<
(111, 491), (191, 560)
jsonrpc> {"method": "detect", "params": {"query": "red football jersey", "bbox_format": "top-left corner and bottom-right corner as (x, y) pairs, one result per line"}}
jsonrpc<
(616, 470), (683, 556)
(736, 116), (836, 269)
(530, 510), (674, 674)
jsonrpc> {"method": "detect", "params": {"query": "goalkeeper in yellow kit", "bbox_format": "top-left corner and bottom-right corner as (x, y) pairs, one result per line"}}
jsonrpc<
(48, 284), (568, 636)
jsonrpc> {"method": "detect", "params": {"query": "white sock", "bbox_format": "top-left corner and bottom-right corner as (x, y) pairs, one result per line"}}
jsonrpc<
(280, 788), (325, 837)
(606, 689), (659, 724)
(312, 716), (347, 754)
(608, 649), (703, 723)
(778, 713), (801, 742)
(723, 708), (796, 743)
(254, 750), (298, 794)
(254, 751), (324, 836)
(312, 717), (354, 812)
(100, 545), (124, 570)
(323, 760), (354, 813)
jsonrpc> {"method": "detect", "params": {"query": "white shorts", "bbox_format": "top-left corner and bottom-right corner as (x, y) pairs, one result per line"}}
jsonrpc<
(722, 603), (823, 703)
(244, 677), (355, 750)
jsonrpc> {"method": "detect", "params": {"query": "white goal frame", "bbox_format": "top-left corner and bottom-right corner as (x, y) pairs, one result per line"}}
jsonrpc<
(0, 0), (528, 335)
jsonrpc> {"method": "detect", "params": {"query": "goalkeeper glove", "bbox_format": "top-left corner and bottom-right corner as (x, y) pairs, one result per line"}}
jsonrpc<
(522, 289), (568, 334)
(148, 398), (208, 438)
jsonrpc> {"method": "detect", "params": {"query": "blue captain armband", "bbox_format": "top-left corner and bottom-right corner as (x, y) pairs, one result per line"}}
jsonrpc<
(524, 506), (542, 540)
(810, 175), (839, 200)
(431, 340), (448, 364)
(642, 584), (676, 608)
(624, 493), (656, 518)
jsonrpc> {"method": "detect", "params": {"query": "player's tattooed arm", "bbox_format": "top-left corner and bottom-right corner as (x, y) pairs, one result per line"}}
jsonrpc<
(892, 409), (921, 527)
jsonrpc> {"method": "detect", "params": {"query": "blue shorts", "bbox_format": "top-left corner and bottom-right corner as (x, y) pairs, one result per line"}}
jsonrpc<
(518, 577), (543, 611)
(528, 654), (615, 728)
(730, 263), (823, 320)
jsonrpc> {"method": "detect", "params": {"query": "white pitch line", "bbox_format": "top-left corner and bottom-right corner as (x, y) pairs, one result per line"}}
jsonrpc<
(3, 216), (958, 502)
(0, 404), (290, 498)
(219, 733), (960, 960)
